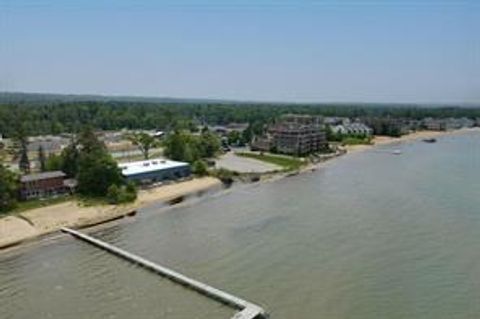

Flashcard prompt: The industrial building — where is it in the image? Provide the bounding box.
[119,159,191,184]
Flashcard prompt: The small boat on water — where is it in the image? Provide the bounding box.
[392,150,402,155]
[423,138,437,143]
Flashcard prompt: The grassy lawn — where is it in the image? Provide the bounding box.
[235,152,305,171]
[11,195,73,214]
[341,136,373,145]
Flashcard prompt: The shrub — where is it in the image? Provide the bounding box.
[106,183,137,204]
[192,160,208,176]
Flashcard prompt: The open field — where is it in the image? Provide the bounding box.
[235,152,305,171]
[215,151,282,173]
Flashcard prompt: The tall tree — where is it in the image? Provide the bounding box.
[60,138,80,177]
[37,145,46,172]
[126,132,159,160]
[0,163,18,213]
[9,123,30,174]
[76,127,123,197]
[19,146,30,174]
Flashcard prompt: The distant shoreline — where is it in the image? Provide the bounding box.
[343,127,480,154]
[283,127,480,179]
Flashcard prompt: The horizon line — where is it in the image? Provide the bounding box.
[2,91,479,107]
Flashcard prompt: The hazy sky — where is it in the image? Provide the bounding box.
[1,0,479,103]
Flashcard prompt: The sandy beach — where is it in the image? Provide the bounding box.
[0,177,222,250]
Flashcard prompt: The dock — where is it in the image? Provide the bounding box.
[61,227,268,319]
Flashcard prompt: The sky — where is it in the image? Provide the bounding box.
[1,0,479,103]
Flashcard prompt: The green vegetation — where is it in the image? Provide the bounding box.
[37,145,47,172]
[12,195,72,213]
[44,126,136,202]
[341,136,373,146]
[210,168,237,185]
[1,95,479,139]
[0,163,18,213]
[45,153,63,171]
[163,130,220,163]
[125,132,160,160]
[74,127,125,198]
[192,160,208,176]
[106,182,137,204]
[236,152,305,171]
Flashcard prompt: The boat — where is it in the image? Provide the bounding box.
[392,150,402,155]
[423,138,437,143]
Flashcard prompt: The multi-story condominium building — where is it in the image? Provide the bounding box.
[267,114,327,155]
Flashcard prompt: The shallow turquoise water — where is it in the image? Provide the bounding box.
[1,131,480,319]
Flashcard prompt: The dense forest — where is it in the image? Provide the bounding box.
[0,93,479,137]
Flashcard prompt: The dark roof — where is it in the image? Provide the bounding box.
[20,171,66,182]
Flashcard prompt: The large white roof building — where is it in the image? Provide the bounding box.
[119,158,191,183]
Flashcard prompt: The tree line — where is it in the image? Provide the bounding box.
[1,101,479,137]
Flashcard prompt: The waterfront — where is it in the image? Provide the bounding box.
[1,131,480,319]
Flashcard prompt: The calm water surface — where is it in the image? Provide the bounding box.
[1,132,480,319]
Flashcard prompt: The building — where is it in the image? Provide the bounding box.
[120,158,191,184]
[423,117,475,131]
[267,114,327,155]
[331,123,373,136]
[423,118,446,131]
[20,171,67,200]
[250,136,273,152]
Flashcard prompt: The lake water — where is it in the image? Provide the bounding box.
[1,132,480,319]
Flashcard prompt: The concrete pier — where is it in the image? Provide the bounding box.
[61,227,268,319]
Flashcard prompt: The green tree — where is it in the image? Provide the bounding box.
[19,147,30,174]
[198,131,220,158]
[46,153,63,171]
[38,145,46,172]
[106,182,137,204]
[60,139,80,177]
[0,163,18,213]
[76,127,123,197]
[192,160,208,176]
[126,132,159,160]
[163,131,197,163]
[10,124,30,174]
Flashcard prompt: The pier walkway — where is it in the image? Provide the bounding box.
[62,227,268,319]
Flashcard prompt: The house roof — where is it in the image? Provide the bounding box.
[119,158,189,177]
[20,171,66,182]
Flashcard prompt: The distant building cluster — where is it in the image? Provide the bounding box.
[252,114,327,156]
[423,117,475,131]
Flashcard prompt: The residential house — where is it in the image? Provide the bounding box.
[20,171,67,200]
[331,123,373,136]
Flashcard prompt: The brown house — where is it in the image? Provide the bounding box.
[20,171,67,200]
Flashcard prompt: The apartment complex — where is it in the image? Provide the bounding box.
[266,114,327,155]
